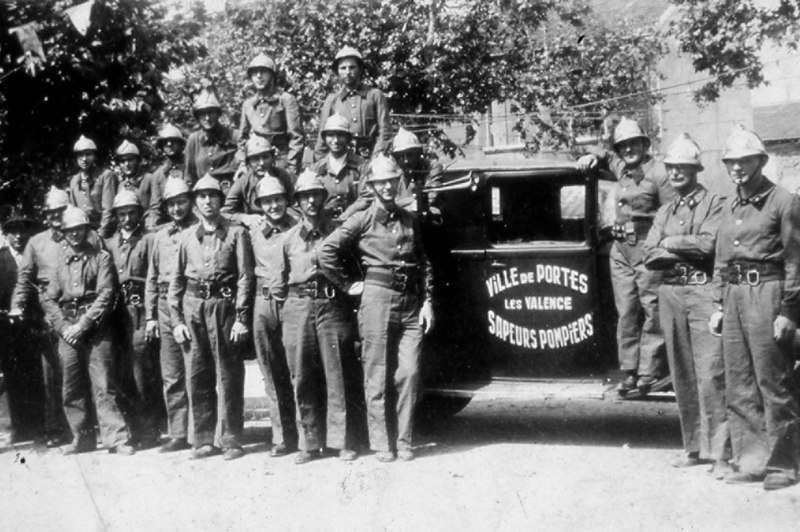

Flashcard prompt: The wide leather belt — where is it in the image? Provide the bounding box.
[611,219,652,245]
[186,279,236,300]
[287,277,338,299]
[364,266,422,293]
[60,296,97,318]
[662,263,712,286]
[121,280,145,306]
[720,261,784,285]
[256,278,273,300]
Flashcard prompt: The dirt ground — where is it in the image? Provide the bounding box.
[2,379,800,532]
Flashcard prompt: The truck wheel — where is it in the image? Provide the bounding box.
[415,395,472,423]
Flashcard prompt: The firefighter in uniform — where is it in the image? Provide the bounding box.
[145,179,197,453]
[10,188,74,447]
[42,206,134,455]
[1,214,45,443]
[105,190,162,449]
[221,135,295,230]
[320,155,435,462]
[185,92,240,194]
[147,124,188,229]
[67,135,117,238]
[578,118,675,396]
[250,177,299,457]
[168,174,254,460]
[114,140,159,232]
[238,53,305,174]
[709,127,800,490]
[314,46,392,161]
[273,170,360,464]
[313,113,368,221]
[642,134,731,478]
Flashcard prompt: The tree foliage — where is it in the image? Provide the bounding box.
[668,0,800,103]
[165,0,665,156]
[0,0,205,211]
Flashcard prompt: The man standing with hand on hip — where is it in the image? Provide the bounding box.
[320,155,434,462]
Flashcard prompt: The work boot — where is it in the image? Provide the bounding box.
[375,451,396,463]
[710,460,734,480]
[763,472,797,491]
[159,438,190,453]
[222,447,245,461]
[190,444,220,460]
[671,452,710,468]
[616,373,637,395]
[397,450,415,462]
[724,470,765,484]
[294,449,322,465]
[339,448,357,462]
[269,443,295,457]
[110,443,136,456]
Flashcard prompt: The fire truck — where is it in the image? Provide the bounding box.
[418,151,620,418]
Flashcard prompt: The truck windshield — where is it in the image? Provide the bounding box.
[487,176,586,245]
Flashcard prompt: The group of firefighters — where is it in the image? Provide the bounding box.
[578,119,800,491]
[0,46,438,465]
[0,43,798,491]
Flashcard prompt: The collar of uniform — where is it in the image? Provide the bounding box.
[118,224,145,244]
[298,216,332,241]
[78,166,102,189]
[620,155,654,183]
[64,242,93,263]
[733,178,775,208]
[165,155,185,171]
[254,90,281,105]
[119,171,144,189]
[50,228,64,243]
[373,201,401,225]
[671,185,706,214]
[195,218,229,241]
[200,125,233,146]
[167,214,196,235]
[261,214,294,239]
[338,83,369,99]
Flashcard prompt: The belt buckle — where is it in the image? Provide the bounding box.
[746,270,760,286]
[198,280,212,300]
[219,286,233,299]
[129,293,142,306]
[691,271,708,285]
[324,284,337,299]
[393,272,408,292]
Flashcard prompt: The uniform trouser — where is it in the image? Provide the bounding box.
[60,325,129,448]
[282,295,357,451]
[157,296,188,440]
[359,284,423,453]
[722,282,800,476]
[610,240,667,377]
[659,284,730,459]
[183,295,244,449]
[253,293,298,448]
[42,327,71,438]
[120,302,164,442]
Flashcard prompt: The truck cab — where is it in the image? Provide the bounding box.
[419,152,618,416]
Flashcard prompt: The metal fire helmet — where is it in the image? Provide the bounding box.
[256,177,286,200]
[293,169,328,200]
[157,124,185,145]
[192,92,222,115]
[322,114,352,136]
[247,53,277,77]
[332,45,365,70]
[44,186,70,211]
[721,125,768,161]
[163,178,191,201]
[612,117,650,149]
[115,140,140,158]
[61,205,91,230]
[663,133,704,170]
[392,128,423,153]
[193,174,224,197]
[112,190,142,211]
[367,154,403,182]
[245,136,274,159]
[73,135,97,153]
